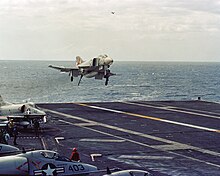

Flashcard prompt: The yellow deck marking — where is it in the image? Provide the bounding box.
[125,112,161,121]
[124,101,220,120]
[76,103,220,133]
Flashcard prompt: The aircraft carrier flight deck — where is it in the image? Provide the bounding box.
[8,100,220,176]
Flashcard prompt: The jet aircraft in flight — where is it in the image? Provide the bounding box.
[49,54,115,85]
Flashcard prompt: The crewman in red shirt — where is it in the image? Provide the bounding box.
[70,148,80,161]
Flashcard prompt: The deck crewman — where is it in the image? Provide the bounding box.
[12,125,18,145]
[70,148,80,161]
[33,119,40,137]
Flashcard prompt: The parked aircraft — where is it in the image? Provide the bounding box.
[0,95,47,128]
[49,54,115,85]
[0,149,97,175]
[0,143,20,156]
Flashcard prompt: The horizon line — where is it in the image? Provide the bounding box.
[0,59,220,63]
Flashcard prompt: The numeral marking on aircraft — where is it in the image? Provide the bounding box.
[69,164,85,172]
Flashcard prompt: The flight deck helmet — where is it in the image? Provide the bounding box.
[73,148,77,152]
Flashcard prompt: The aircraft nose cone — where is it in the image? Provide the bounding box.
[106,57,113,65]
[88,165,98,171]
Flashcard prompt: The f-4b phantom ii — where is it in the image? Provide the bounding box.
[0,95,47,128]
[49,54,115,86]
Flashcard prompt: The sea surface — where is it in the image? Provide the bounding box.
[0,60,220,104]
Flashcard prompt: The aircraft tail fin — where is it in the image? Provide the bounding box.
[0,95,6,106]
[76,56,84,67]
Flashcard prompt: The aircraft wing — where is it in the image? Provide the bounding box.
[48,65,80,77]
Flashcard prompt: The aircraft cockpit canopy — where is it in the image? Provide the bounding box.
[40,151,71,162]
[26,102,36,108]
[40,151,58,159]
[98,54,108,58]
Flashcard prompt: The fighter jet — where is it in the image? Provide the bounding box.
[0,143,20,156]
[0,149,98,175]
[0,95,47,128]
[49,54,115,85]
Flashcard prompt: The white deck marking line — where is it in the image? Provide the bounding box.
[118,155,173,160]
[55,137,64,144]
[43,108,220,159]
[79,139,125,142]
[58,118,220,168]
[90,154,102,161]
[77,103,220,133]
[123,102,220,120]
[73,123,98,127]
[40,137,47,150]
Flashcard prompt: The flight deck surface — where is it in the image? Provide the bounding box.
[9,100,220,176]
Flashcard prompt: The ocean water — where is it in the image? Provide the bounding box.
[0,60,220,103]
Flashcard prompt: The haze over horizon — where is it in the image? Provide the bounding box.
[1,0,220,62]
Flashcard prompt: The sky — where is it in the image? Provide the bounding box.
[0,0,220,62]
